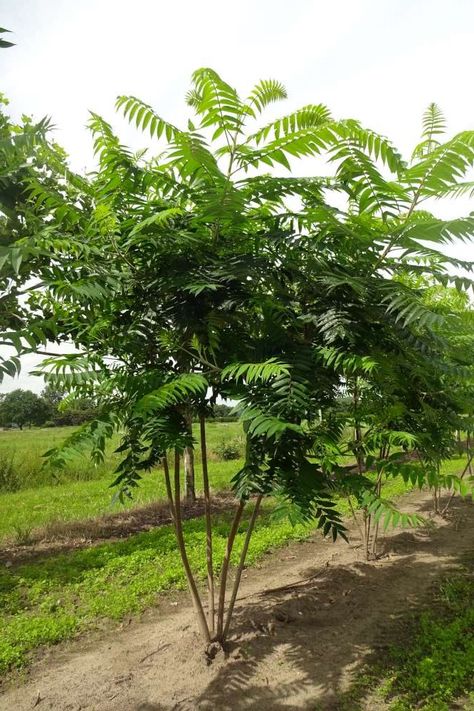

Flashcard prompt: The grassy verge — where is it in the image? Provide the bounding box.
[338,565,474,711]
[0,459,242,543]
[0,475,417,677]
[0,422,244,490]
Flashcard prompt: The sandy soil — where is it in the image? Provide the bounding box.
[1,490,473,711]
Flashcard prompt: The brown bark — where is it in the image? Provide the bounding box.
[215,499,245,642]
[223,495,263,640]
[183,410,196,502]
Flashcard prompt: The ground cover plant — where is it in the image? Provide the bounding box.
[2,68,474,651]
[335,565,474,711]
[0,473,418,676]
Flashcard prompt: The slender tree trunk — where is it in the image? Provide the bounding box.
[184,409,196,503]
[347,496,365,544]
[441,451,474,515]
[215,499,245,643]
[467,432,473,476]
[163,454,210,642]
[223,495,263,640]
[199,413,215,635]
[353,378,365,476]
[370,471,383,558]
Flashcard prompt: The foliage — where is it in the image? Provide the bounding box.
[0,389,50,429]
[213,437,243,460]
[2,70,474,639]
[0,28,14,49]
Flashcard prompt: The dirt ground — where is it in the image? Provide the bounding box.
[1,490,473,711]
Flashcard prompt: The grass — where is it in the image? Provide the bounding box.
[0,459,243,543]
[0,501,311,674]
[0,474,417,677]
[0,422,244,543]
[0,423,471,680]
[338,565,474,711]
[0,421,244,490]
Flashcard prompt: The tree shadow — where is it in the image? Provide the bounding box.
[191,498,473,711]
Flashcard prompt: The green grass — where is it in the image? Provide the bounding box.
[0,501,311,674]
[339,566,474,711]
[0,421,244,491]
[0,459,242,542]
[0,427,471,679]
[0,421,244,542]
[0,474,418,676]
[383,571,474,710]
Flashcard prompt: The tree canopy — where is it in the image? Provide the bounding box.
[1,68,474,642]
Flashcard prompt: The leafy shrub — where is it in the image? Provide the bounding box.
[213,438,243,460]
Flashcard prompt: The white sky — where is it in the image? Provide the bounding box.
[1,0,474,392]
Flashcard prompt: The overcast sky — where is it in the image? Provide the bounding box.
[1,0,473,393]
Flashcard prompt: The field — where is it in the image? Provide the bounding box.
[0,422,243,542]
[0,424,473,710]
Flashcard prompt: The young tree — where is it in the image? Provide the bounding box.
[1,75,474,642]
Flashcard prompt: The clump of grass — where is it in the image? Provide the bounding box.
[12,524,34,546]
[0,453,21,492]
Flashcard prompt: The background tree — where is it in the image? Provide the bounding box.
[0,389,50,429]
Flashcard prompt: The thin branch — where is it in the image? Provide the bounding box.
[223,494,263,640]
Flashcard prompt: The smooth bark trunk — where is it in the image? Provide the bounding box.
[223,495,263,639]
[215,499,245,642]
[199,413,215,635]
[184,410,196,502]
[163,454,210,641]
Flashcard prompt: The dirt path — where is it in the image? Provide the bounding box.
[1,490,473,711]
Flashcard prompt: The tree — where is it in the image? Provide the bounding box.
[1,74,474,645]
[0,389,50,429]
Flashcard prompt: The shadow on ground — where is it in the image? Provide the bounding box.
[185,498,474,711]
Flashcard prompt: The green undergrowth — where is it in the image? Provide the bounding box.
[337,565,474,710]
[0,501,309,674]
[0,475,416,676]
[384,569,474,710]
[0,452,470,677]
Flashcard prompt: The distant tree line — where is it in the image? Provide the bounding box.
[0,387,232,429]
[0,386,99,429]
[207,403,237,421]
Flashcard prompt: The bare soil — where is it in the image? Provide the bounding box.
[1,490,473,711]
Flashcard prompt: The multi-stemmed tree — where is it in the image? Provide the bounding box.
[1,73,474,642]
